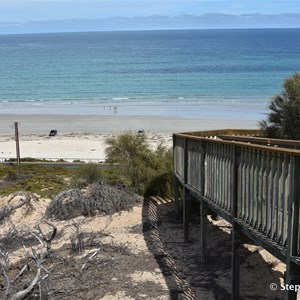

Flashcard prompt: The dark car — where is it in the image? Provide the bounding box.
[49,129,58,136]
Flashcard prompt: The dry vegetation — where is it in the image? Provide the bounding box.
[0,190,289,299]
[0,185,150,300]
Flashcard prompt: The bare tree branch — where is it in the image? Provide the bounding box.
[80,247,101,272]
[9,221,57,300]
[0,248,10,297]
[10,265,41,300]
[0,192,36,223]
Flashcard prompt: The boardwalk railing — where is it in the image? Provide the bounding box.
[173,129,300,300]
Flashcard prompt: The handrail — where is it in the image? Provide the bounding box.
[219,135,300,149]
[174,132,300,156]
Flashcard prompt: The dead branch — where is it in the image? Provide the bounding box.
[37,220,57,252]
[11,265,28,284]
[10,234,47,300]
[0,192,36,223]
[0,247,10,297]
[80,247,101,272]
[9,221,57,300]
[70,220,85,253]
[10,262,41,300]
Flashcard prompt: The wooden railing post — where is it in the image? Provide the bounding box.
[231,146,241,300]
[183,137,190,243]
[285,156,300,300]
[200,140,207,263]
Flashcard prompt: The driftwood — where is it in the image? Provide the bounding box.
[0,221,57,300]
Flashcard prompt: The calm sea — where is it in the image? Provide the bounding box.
[0,29,299,117]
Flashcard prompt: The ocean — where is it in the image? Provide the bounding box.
[0,28,300,119]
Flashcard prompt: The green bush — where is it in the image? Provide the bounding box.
[105,131,173,197]
[144,171,173,198]
[71,163,104,188]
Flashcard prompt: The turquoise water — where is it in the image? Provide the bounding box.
[0,29,299,117]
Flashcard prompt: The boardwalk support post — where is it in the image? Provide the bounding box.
[200,140,207,263]
[200,201,207,263]
[183,188,191,243]
[231,146,241,300]
[285,156,300,300]
[183,137,190,243]
[173,176,180,218]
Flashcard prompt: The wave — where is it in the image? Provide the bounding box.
[0,95,269,109]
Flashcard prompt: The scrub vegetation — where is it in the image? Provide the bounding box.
[0,131,173,199]
[260,72,300,139]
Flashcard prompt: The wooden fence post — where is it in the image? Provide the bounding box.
[14,122,20,166]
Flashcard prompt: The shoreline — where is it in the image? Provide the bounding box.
[0,112,261,161]
[0,113,260,136]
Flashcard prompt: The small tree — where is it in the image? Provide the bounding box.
[105,131,153,189]
[260,73,300,139]
[105,131,173,196]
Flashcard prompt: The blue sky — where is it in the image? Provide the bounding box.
[0,0,300,33]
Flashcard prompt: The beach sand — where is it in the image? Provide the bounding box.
[0,114,259,161]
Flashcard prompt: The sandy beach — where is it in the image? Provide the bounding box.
[0,113,259,161]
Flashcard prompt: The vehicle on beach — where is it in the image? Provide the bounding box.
[49,129,58,136]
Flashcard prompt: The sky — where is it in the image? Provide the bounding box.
[0,0,300,33]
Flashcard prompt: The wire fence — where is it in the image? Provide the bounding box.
[0,157,106,163]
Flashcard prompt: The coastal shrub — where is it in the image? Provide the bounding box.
[0,164,70,197]
[260,73,300,139]
[105,131,173,197]
[71,163,104,188]
[146,145,173,197]
[144,171,173,198]
[46,182,141,220]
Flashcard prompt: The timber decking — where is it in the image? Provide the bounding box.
[173,129,300,300]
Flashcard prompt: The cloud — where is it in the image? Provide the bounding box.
[1,13,299,34]
[1,0,300,23]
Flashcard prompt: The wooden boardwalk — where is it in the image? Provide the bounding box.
[173,129,300,300]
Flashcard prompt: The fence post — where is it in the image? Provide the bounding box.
[231,146,241,300]
[14,122,21,166]
[285,156,300,300]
